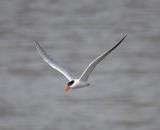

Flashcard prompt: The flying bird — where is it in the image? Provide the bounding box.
[35,35,126,91]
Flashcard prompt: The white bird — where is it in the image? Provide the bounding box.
[35,35,126,91]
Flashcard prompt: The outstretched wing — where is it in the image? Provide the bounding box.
[35,41,75,81]
[79,35,127,81]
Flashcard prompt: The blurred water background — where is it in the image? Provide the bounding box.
[0,0,160,130]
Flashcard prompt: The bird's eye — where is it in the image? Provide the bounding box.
[68,80,74,86]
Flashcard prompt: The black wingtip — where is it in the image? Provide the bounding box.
[121,34,127,42]
[116,34,127,46]
[124,34,127,39]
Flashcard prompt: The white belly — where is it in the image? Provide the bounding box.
[71,79,90,89]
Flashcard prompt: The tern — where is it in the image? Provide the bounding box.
[35,35,126,91]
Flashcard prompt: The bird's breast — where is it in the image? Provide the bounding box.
[72,80,90,89]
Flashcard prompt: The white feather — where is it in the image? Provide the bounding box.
[35,41,75,81]
[79,35,126,81]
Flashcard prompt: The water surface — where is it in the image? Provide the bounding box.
[0,0,160,130]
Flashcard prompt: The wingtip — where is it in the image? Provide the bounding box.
[122,34,127,40]
[35,40,39,46]
[35,40,42,50]
[118,34,127,45]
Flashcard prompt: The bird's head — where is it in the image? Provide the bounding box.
[65,80,75,92]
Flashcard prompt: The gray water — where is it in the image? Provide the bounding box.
[0,0,160,130]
